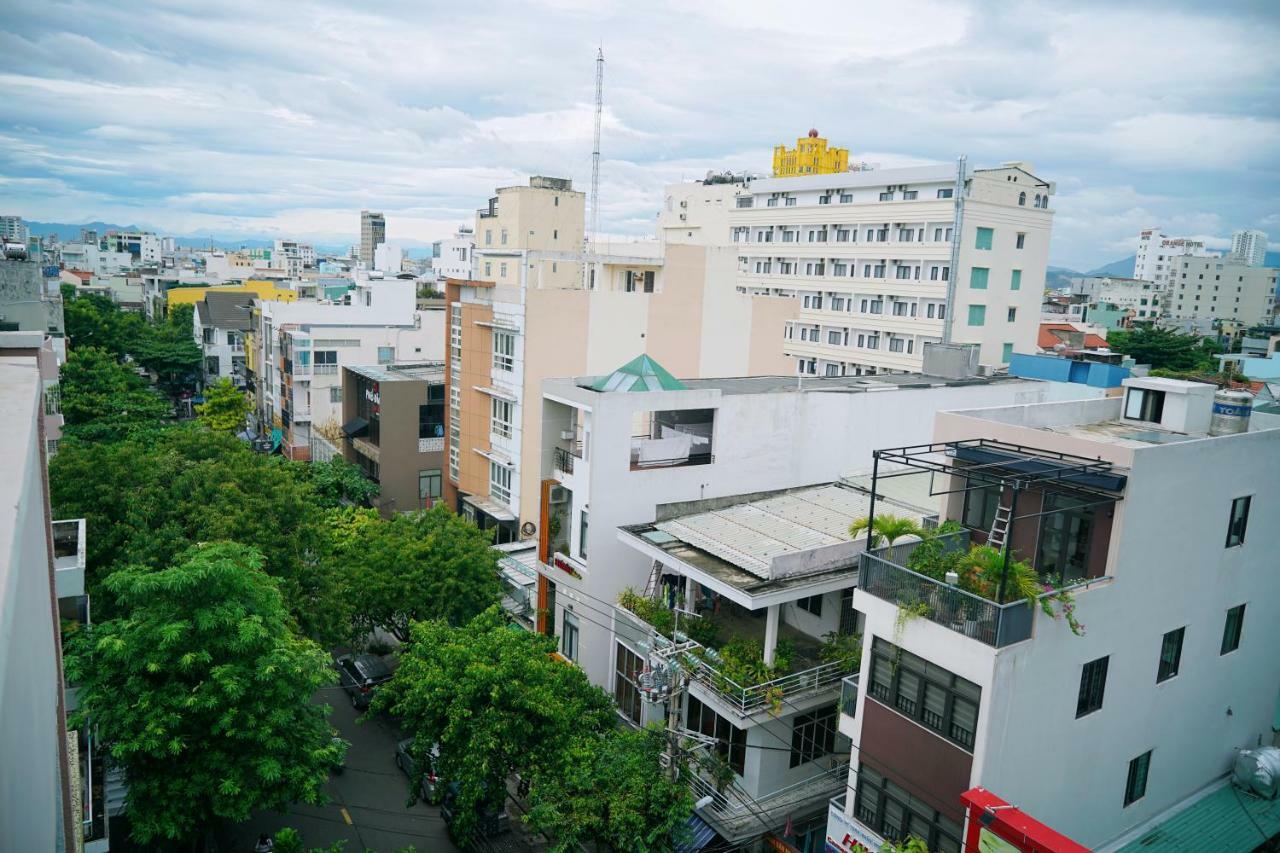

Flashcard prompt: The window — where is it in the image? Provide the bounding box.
[827,330,842,345]
[855,766,963,853]
[975,227,993,250]
[1124,751,1151,807]
[1011,269,1022,290]
[1001,342,1014,362]
[579,510,589,559]
[490,461,512,504]
[484,229,492,246]
[493,330,515,371]
[500,228,508,245]
[687,696,746,775]
[1157,628,1184,683]
[418,469,443,509]
[785,197,797,206]
[1124,387,1165,423]
[314,350,337,366]
[491,397,513,438]
[1016,232,1025,249]
[561,612,579,661]
[962,484,1001,532]
[790,704,837,768]
[840,193,854,203]
[553,229,558,240]
[377,346,394,365]
[499,262,508,277]
[1018,191,1026,206]
[937,188,953,199]
[896,265,912,280]
[329,386,342,403]
[879,191,894,201]
[1221,604,1245,655]
[615,643,643,723]
[1076,656,1109,717]
[1007,307,1017,322]
[967,305,986,326]
[970,267,989,289]
[484,261,492,277]
[797,595,823,617]
[868,639,980,750]
[889,338,906,353]
[1225,496,1250,547]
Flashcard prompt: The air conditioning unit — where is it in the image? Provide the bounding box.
[559,430,575,441]
[549,485,569,504]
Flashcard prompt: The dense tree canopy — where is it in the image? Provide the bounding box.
[305,455,381,508]
[66,543,342,846]
[330,503,501,642]
[196,377,252,433]
[59,345,171,441]
[1107,326,1224,372]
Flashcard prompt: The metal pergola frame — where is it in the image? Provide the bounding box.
[866,439,1127,601]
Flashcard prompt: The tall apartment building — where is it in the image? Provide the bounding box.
[828,378,1279,852]
[1168,256,1277,327]
[443,176,794,542]
[1069,276,1164,321]
[360,210,386,269]
[528,360,1104,848]
[1133,229,1215,290]
[1,214,29,244]
[1229,229,1267,267]
[773,128,850,177]
[273,240,317,277]
[102,231,161,264]
[730,160,1054,373]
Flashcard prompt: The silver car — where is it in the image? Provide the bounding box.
[395,738,443,804]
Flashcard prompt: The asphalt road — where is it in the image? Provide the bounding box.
[224,688,460,853]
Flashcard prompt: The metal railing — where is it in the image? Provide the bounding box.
[553,445,576,475]
[687,754,848,832]
[840,674,859,719]
[313,363,338,375]
[683,649,849,717]
[858,546,1033,648]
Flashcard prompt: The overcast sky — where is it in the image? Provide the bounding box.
[1,0,1277,269]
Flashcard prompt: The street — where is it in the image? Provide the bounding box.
[224,686,460,853]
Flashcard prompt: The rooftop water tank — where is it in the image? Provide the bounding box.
[1209,389,1253,436]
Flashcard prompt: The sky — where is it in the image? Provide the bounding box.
[1,0,1277,270]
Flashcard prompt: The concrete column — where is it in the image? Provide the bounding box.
[763,604,780,667]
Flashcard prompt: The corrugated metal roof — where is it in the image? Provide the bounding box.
[654,485,882,579]
[1116,782,1280,852]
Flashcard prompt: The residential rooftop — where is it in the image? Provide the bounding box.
[571,371,1024,398]
[344,362,446,383]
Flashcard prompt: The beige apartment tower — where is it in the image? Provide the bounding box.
[360,210,385,269]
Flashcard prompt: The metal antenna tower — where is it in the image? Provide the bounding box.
[589,47,604,252]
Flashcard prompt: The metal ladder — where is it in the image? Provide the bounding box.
[988,504,1012,551]
[642,560,664,600]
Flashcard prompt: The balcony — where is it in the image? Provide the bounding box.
[617,600,853,717]
[827,792,886,853]
[840,674,858,719]
[553,445,579,475]
[630,411,714,470]
[313,363,339,376]
[53,518,86,600]
[689,754,849,844]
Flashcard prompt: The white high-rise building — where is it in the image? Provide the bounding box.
[0,215,29,244]
[1133,229,1215,291]
[726,160,1056,373]
[273,240,317,276]
[1229,229,1267,267]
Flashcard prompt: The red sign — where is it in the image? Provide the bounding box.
[551,553,582,579]
[960,788,1089,853]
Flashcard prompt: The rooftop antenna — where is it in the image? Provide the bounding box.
[589,46,604,252]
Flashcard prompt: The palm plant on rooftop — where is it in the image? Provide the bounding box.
[849,513,925,549]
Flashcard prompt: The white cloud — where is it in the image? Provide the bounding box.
[0,0,1276,269]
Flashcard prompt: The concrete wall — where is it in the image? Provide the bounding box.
[0,362,69,852]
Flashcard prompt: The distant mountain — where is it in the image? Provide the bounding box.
[25,220,146,239]
[1087,255,1136,277]
[1045,266,1082,291]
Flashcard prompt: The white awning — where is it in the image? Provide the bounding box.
[473,385,518,402]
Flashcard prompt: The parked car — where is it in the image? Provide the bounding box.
[394,738,443,803]
[441,781,511,841]
[334,653,392,709]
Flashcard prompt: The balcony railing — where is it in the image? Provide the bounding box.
[553,445,578,475]
[840,674,859,719]
[858,539,1034,648]
[688,751,848,840]
[685,652,850,716]
[313,363,338,375]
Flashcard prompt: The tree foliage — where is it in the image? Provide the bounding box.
[134,303,203,398]
[849,513,925,549]
[375,608,618,841]
[304,456,380,508]
[331,503,501,642]
[59,345,171,440]
[1107,326,1224,372]
[196,377,252,433]
[65,543,342,846]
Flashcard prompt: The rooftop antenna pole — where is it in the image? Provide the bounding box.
[941,154,966,344]
[590,47,604,253]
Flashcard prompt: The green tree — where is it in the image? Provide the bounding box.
[196,378,251,433]
[305,456,380,508]
[60,345,171,440]
[334,503,501,642]
[375,608,616,840]
[525,727,694,852]
[1107,326,1222,372]
[63,290,145,358]
[66,543,343,848]
[135,303,202,399]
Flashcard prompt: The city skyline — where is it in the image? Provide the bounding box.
[1,0,1277,270]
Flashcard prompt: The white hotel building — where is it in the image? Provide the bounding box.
[724,162,1055,375]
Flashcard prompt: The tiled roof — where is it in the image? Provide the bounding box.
[1038,323,1110,350]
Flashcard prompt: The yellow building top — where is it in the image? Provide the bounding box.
[772,129,849,177]
[166,280,298,307]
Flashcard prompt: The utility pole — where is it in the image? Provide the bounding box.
[941,154,966,345]
[589,47,604,252]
